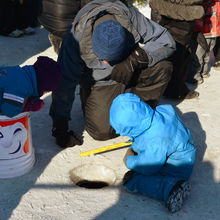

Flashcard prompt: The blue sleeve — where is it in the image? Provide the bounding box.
[129,7,176,66]
[126,141,167,175]
[0,91,24,117]
[1,101,23,118]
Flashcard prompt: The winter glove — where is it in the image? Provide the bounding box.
[52,120,83,148]
[123,148,137,166]
[111,46,149,85]
[23,98,44,112]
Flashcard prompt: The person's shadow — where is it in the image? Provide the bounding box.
[92,105,220,219]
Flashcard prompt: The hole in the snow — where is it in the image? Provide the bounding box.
[76,180,109,189]
[70,163,116,189]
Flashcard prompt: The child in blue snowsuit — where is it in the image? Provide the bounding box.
[0,56,62,118]
[110,93,196,213]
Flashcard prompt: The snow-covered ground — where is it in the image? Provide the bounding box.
[1,5,220,220]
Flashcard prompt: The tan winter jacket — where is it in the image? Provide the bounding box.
[149,0,204,21]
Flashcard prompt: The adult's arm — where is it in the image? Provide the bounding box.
[50,31,84,121]
[126,141,167,176]
[129,7,176,67]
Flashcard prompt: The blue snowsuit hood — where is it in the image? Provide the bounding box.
[110,93,154,139]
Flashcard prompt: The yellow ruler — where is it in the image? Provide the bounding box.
[80,141,132,157]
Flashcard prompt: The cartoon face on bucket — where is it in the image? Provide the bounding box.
[0,115,29,159]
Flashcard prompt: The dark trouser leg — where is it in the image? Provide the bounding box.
[164,43,191,99]
[16,1,28,30]
[213,37,220,62]
[187,38,203,83]
[131,60,172,108]
[124,162,194,202]
[50,32,82,122]
[0,0,17,35]
[124,172,182,201]
[80,83,126,141]
[201,38,216,74]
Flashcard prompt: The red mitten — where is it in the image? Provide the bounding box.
[23,98,44,112]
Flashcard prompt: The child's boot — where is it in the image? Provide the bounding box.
[166,181,190,213]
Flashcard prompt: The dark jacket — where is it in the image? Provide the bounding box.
[38,0,90,38]
[150,0,205,47]
[66,0,176,81]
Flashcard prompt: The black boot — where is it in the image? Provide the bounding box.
[52,120,83,148]
[166,180,191,213]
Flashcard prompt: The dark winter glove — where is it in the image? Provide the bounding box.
[111,46,149,85]
[130,46,149,69]
[52,120,83,148]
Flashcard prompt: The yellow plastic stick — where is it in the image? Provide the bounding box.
[80,141,132,157]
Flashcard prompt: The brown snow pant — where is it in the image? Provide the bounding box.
[80,60,172,141]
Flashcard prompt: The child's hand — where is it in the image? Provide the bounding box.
[23,98,44,112]
[123,148,137,167]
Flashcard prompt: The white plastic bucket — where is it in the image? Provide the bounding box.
[0,112,35,178]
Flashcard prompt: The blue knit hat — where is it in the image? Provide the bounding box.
[92,20,134,62]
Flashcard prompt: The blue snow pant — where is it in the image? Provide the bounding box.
[124,149,196,202]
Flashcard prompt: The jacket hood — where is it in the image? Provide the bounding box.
[110,93,154,138]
